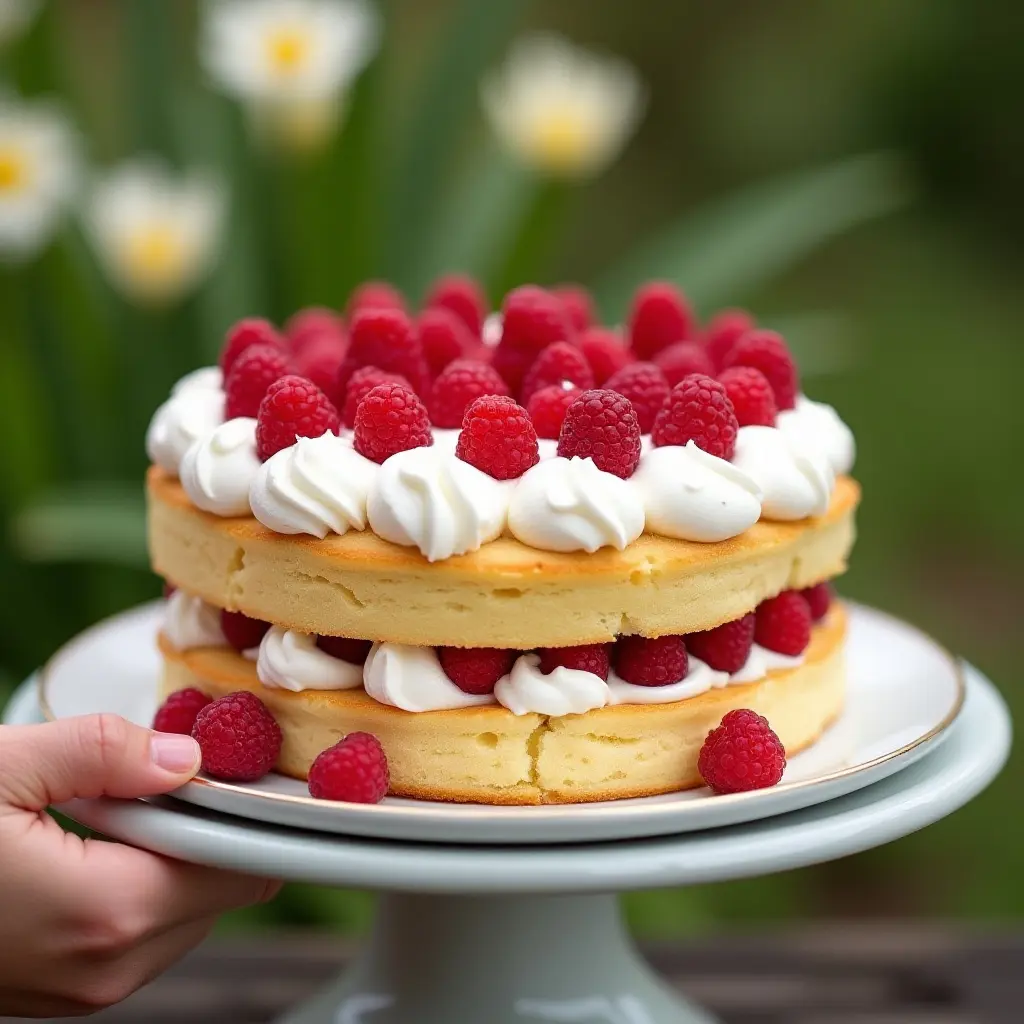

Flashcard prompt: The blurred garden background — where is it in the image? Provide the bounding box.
[1,0,1021,935]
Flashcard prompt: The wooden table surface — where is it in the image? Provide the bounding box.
[6,925,1020,1023]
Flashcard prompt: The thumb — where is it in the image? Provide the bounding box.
[0,714,201,811]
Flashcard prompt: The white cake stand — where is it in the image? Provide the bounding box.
[4,657,1010,1024]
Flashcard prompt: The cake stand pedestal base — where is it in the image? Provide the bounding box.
[280,893,710,1024]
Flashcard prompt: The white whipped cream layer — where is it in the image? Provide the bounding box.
[363,643,494,711]
[366,446,510,562]
[180,417,260,516]
[777,394,856,476]
[146,385,225,476]
[172,365,223,396]
[256,627,363,692]
[163,590,225,650]
[494,653,610,716]
[507,456,644,553]
[249,431,379,538]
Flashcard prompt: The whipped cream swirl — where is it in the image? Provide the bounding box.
[179,417,260,516]
[366,447,510,561]
[363,643,494,711]
[494,653,610,716]
[777,394,856,476]
[163,590,225,650]
[256,627,364,691]
[507,456,644,553]
[249,432,379,538]
[606,657,728,705]
[631,441,763,542]
[146,386,224,476]
[731,425,834,521]
[172,365,223,396]
[729,643,804,683]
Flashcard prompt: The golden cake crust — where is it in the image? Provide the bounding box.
[148,467,859,647]
[159,605,847,805]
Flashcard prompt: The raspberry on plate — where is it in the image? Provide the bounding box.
[491,286,575,395]
[579,326,631,385]
[220,318,285,374]
[342,366,413,428]
[439,646,516,694]
[527,383,582,440]
[317,635,373,665]
[755,591,812,656]
[520,341,594,404]
[418,306,474,378]
[286,307,345,357]
[353,383,433,464]
[556,388,642,479]
[338,307,429,398]
[654,341,713,387]
[539,644,610,681]
[717,365,777,427]
[554,284,595,332]
[800,582,833,622]
[344,280,406,319]
[651,373,739,460]
[698,708,786,794]
[308,732,390,803]
[220,610,271,653]
[686,613,755,673]
[256,374,340,461]
[615,634,688,686]
[604,361,670,434]
[628,281,694,359]
[456,395,539,480]
[430,359,509,429]
[192,690,282,782]
[703,308,754,371]
[426,274,487,337]
[224,343,292,420]
[153,687,211,735]
[721,329,799,411]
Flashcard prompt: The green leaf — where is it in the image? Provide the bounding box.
[11,486,147,568]
[595,152,914,319]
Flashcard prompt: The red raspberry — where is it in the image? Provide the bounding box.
[219,318,285,374]
[492,286,575,395]
[698,709,786,794]
[615,634,688,686]
[456,395,539,480]
[717,365,777,427]
[338,308,429,398]
[686,613,755,674]
[295,336,346,399]
[153,687,211,735]
[353,383,432,464]
[651,374,739,460]
[527,384,582,440]
[192,691,282,782]
[286,307,345,357]
[418,306,473,378]
[430,359,509,429]
[438,646,516,695]
[703,308,754,371]
[256,375,340,461]
[342,366,413,428]
[308,732,389,803]
[721,329,799,411]
[579,327,631,385]
[557,388,642,479]
[604,362,670,434]
[220,610,271,652]
[224,343,292,420]
[800,582,833,622]
[628,281,694,359]
[344,280,406,319]
[426,275,487,337]
[554,284,595,332]
[520,341,594,404]
[654,341,713,387]
[538,644,610,681]
[317,635,373,664]
[755,591,812,656]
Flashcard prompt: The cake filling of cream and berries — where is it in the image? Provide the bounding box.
[147,277,858,804]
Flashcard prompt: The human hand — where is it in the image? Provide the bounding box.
[0,714,280,1016]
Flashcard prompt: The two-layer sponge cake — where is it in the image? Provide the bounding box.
[147,279,859,804]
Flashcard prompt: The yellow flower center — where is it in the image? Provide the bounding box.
[0,146,28,193]
[528,106,597,175]
[123,222,187,295]
[265,27,311,76]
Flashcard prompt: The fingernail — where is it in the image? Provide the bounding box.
[151,734,201,773]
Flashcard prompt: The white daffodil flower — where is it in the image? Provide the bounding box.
[0,0,40,48]
[86,161,226,306]
[482,33,646,181]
